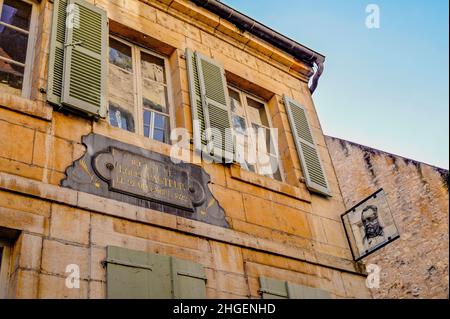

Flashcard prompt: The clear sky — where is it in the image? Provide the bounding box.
[223,0,449,169]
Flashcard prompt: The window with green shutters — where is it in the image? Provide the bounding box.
[47,0,108,118]
[105,246,207,299]
[259,276,331,299]
[186,49,234,163]
[284,95,331,196]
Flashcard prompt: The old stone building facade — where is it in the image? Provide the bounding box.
[0,0,371,298]
[326,136,449,299]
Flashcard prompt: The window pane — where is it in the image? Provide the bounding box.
[109,103,134,132]
[0,26,29,64]
[141,52,165,83]
[109,38,132,72]
[143,109,151,137]
[109,38,134,122]
[232,115,246,135]
[228,88,242,113]
[142,79,168,113]
[0,58,23,94]
[247,97,269,127]
[0,0,32,31]
[153,113,169,143]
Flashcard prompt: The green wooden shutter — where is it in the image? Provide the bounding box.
[284,95,330,196]
[51,0,107,117]
[259,276,331,299]
[186,49,206,151]
[259,277,289,299]
[287,282,331,299]
[105,246,172,299]
[171,257,207,299]
[186,49,233,162]
[47,0,67,105]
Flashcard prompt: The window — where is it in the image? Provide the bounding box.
[228,86,283,181]
[108,36,172,144]
[0,0,36,97]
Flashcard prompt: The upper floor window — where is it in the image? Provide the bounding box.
[228,86,283,181]
[108,36,172,144]
[0,0,35,97]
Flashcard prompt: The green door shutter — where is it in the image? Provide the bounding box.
[61,0,108,117]
[284,95,330,196]
[287,282,331,299]
[47,0,67,105]
[259,277,289,299]
[171,257,207,299]
[186,49,233,163]
[106,246,172,299]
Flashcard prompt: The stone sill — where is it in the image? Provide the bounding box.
[228,163,311,203]
[0,94,52,121]
[0,171,363,276]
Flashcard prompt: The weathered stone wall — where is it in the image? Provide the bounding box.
[326,136,449,299]
[0,0,370,298]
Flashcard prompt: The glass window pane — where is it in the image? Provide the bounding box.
[141,52,165,83]
[0,26,29,64]
[142,79,168,113]
[109,38,132,72]
[0,58,23,94]
[153,112,166,129]
[232,115,247,135]
[247,97,269,127]
[0,0,32,31]
[108,39,134,118]
[109,103,134,132]
[153,129,164,143]
[228,88,242,114]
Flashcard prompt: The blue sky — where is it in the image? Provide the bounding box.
[223,0,449,169]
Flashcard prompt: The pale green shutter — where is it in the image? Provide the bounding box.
[106,246,172,299]
[186,49,233,162]
[171,257,207,299]
[259,277,289,299]
[47,0,67,105]
[287,282,331,299]
[186,49,206,151]
[284,95,330,196]
[259,276,331,299]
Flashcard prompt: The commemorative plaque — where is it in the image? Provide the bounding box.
[341,189,400,261]
[62,133,228,228]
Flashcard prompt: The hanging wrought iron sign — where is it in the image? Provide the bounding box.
[341,189,400,261]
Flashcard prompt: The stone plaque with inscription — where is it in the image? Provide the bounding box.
[62,133,228,228]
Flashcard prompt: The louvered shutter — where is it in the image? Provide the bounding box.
[186,49,206,151]
[259,277,289,299]
[287,282,331,299]
[171,257,207,299]
[284,95,330,196]
[186,49,233,163]
[105,246,172,299]
[61,0,108,117]
[47,0,67,105]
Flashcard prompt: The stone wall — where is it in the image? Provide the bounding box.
[0,0,370,298]
[326,136,449,299]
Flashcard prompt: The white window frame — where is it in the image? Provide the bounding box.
[0,239,12,299]
[108,35,175,144]
[0,0,38,99]
[228,86,284,182]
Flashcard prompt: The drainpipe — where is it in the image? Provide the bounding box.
[190,0,325,94]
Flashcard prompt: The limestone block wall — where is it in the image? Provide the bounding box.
[326,136,449,299]
[0,0,370,298]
